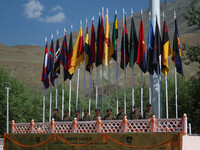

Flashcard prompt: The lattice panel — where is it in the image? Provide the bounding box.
[76,121,97,133]
[100,120,124,133]
[32,122,52,133]
[155,119,183,132]
[54,122,73,133]
[0,138,3,145]
[13,123,31,133]
[126,119,152,133]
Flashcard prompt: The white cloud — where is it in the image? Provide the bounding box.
[23,0,65,23]
[40,12,66,23]
[50,5,63,12]
[23,0,43,19]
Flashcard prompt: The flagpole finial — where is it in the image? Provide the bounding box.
[115,10,117,15]
[80,20,82,26]
[45,37,47,43]
[64,28,67,34]
[99,12,100,17]
[141,9,143,15]
[163,12,165,21]
[149,11,151,21]
[86,18,88,26]
[174,11,176,19]
[92,16,94,21]
[106,8,108,15]
[57,30,59,36]
[131,8,134,16]
[51,34,53,40]
[71,24,73,32]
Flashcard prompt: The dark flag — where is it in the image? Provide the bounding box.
[129,14,138,68]
[161,18,171,76]
[96,13,104,67]
[90,19,96,64]
[59,32,68,81]
[54,35,60,78]
[48,38,54,86]
[147,19,154,75]
[172,18,184,76]
[137,16,146,73]
[111,12,118,61]
[152,17,161,74]
[120,18,129,69]
[67,31,74,80]
[41,40,49,89]
[85,26,93,72]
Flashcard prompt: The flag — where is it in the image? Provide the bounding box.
[161,18,171,76]
[68,25,84,75]
[59,32,68,81]
[152,17,161,74]
[85,26,93,72]
[67,31,74,80]
[137,16,146,73]
[54,35,60,79]
[96,14,104,67]
[147,19,154,75]
[48,38,54,86]
[41,40,49,89]
[104,14,113,66]
[172,18,184,76]
[120,18,129,69]
[111,13,118,61]
[90,19,96,64]
[129,15,138,68]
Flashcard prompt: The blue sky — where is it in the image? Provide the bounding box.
[0,0,169,47]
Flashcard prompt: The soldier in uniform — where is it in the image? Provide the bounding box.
[53,108,60,121]
[116,106,125,120]
[144,104,155,119]
[63,110,72,121]
[93,109,101,120]
[130,105,142,119]
[73,110,82,121]
[83,109,91,121]
[104,109,115,120]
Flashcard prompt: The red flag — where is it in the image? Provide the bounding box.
[90,19,96,63]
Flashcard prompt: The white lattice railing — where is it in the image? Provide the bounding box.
[11,114,188,135]
[0,138,3,145]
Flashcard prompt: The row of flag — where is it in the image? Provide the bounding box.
[41,10,183,89]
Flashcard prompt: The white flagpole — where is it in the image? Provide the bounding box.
[55,30,59,108]
[82,18,87,117]
[131,9,135,111]
[49,34,53,122]
[106,8,111,109]
[76,21,82,111]
[69,25,73,116]
[174,11,178,119]
[62,28,66,120]
[96,67,98,109]
[89,17,94,116]
[115,10,119,114]
[43,87,45,122]
[140,10,144,118]
[123,8,127,114]
[102,7,105,117]
[149,11,152,105]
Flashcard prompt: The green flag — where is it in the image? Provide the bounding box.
[111,13,118,61]
[129,15,138,68]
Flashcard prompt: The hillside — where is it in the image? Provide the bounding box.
[0,0,199,94]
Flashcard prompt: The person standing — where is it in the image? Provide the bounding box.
[53,108,60,121]
[144,104,155,119]
[130,105,142,119]
[83,109,91,121]
[116,106,125,120]
[104,109,115,120]
[73,110,82,121]
[93,109,101,120]
[63,110,72,121]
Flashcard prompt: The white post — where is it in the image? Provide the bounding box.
[76,68,80,110]
[102,7,105,117]
[184,114,187,135]
[43,87,45,123]
[174,11,178,119]
[151,0,161,119]
[189,123,191,135]
[89,67,92,115]
[62,29,66,121]
[55,78,58,108]
[123,8,127,114]
[96,67,98,109]
[69,80,71,116]
[165,76,169,118]
[141,71,143,118]
[49,84,52,122]
[115,10,119,114]
[149,11,152,105]
[5,83,10,134]
[131,9,135,111]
